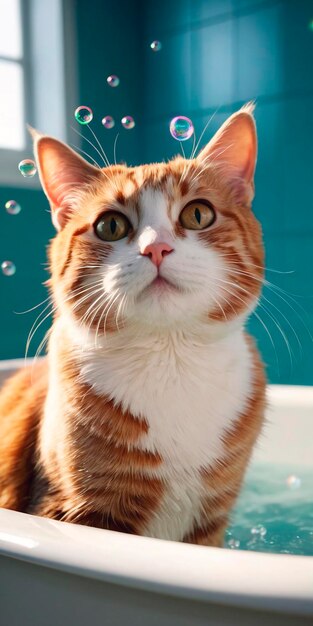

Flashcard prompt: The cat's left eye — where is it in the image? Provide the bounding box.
[179,200,216,230]
[94,211,131,242]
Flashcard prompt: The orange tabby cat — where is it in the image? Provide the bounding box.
[0,104,266,546]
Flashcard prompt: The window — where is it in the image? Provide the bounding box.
[0,0,77,186]
[0,0,25,151]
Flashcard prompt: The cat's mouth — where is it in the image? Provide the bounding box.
[140,274,181,298]
[151,276,176,290]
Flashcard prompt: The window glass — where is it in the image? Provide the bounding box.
[0,60,24,149]
[0,0,22,59]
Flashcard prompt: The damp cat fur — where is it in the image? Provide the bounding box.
[0,104,266,546]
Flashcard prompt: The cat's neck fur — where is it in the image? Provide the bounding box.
[42,312,253,479]
[59,308,248,356]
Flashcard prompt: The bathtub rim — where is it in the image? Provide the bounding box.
[0,507,313,618]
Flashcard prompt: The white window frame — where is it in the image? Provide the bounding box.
[0,0,77,188]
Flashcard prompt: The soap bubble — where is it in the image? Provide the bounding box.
[227,538,240,549]
[107,75,120,88]
[286,475,301,489]
[150,40,162,52]
[251,525,267,537]
[102,115,115,129]
[1,261,16,276]
[170,116,194,141]
[121,115,135,130]
[18,159,37,178]
[74,106,93,124]
[5,200,21,215]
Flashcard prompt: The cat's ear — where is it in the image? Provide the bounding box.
[196,102,257,202]
[30,128,101,230]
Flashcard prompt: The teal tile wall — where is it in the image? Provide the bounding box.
[75,0,143,168]
[0,186,54,359]
[0,0,312,385]
[140,0,313,385]
[191,20,235,109]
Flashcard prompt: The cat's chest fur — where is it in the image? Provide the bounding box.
[75,324,253,540]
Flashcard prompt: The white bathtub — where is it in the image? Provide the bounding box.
[0,359,312,626]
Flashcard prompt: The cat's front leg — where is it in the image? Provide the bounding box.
[182,517,229,547]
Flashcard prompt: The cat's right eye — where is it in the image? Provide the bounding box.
[94,211,131,242]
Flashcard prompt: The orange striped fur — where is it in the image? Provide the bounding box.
[0,104,266,546]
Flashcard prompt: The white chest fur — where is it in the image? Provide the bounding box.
[74,323,253,541]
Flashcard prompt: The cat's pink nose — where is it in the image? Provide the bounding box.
[141,242,174,267]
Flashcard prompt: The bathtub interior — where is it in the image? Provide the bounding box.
[251,384,313,467]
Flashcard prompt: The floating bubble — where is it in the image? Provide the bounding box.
[1,261,16,276]
[227,538,240,549]
[251,525,267,537]
[121,115,135,130]
[18,159,37,178]
[170,116,194,141]
[74,106,93,125]
[150,40,162,52]
[102,115,115,129]
[308,20,313,31]
[5,200,21,215]
[286,475,301,489]
[107,75,120,88]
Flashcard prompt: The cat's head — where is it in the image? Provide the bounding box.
[32,103,264,339]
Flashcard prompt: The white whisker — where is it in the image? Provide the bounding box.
[191,107,220,160]
[88,125,111,168]
[220,263,313,349]
[215,282,280,376]
[14,296,51,315]
[71,143,101,168]
[215,276,294,373]
[70,126,119,192]
[114,133,119,166]
[103,291,121,335]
